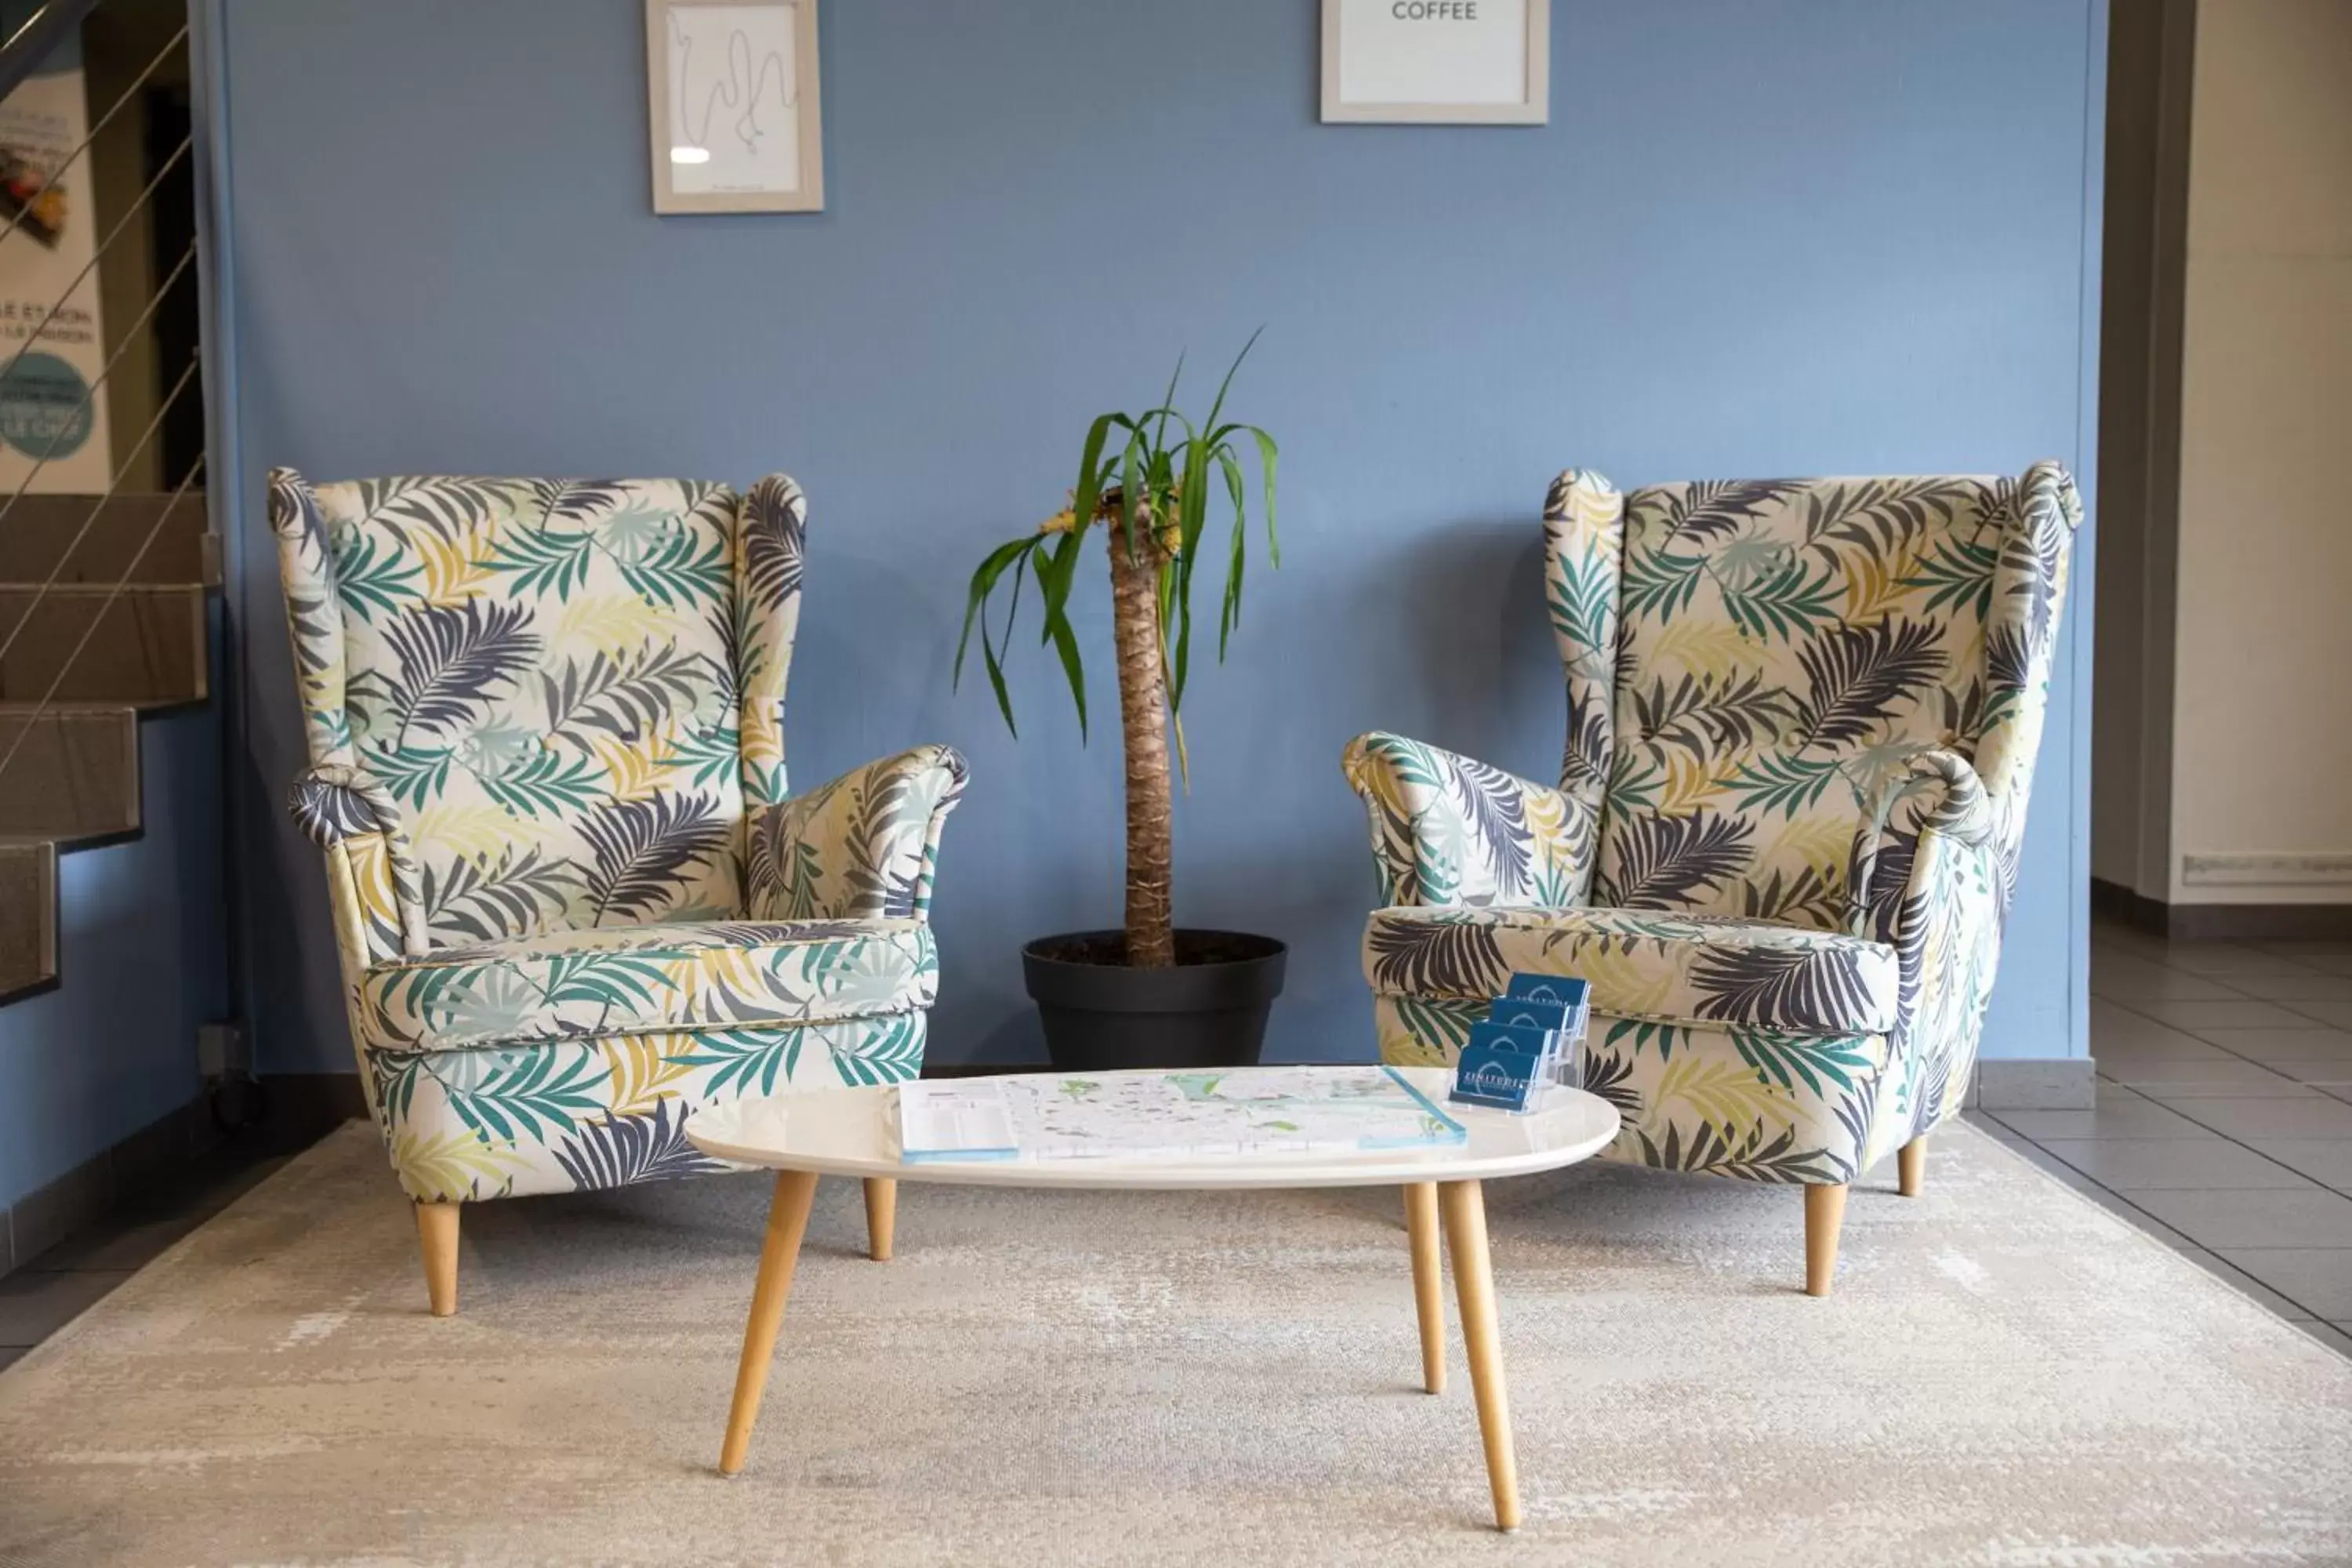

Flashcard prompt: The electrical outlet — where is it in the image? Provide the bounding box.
[198,1022,249,1079]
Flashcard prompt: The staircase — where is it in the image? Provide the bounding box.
[0,492,216,1000]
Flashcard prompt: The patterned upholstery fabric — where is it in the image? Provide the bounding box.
[271,469,966,1203]
[1363,906,1898,1036]
[356,919,938,1054]
[1348,465,2079,1185]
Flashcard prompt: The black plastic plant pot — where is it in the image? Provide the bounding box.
[1021,929,1289,1072]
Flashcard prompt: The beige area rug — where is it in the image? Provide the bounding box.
[2,1120,2348,1567]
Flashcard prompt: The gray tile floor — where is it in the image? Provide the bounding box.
[1967,915,2352,1358]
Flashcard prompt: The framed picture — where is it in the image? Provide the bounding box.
[646,0,824,213]
[1320,0,1550,125]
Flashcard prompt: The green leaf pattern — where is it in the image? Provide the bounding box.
[1363,906,1897,1035]
[270,469,966,1204]
[1351,464,2080,1185]
[358,918,937,1053]
[374,1014,930,1202]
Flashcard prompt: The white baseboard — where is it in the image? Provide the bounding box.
[2180,851,2352,891]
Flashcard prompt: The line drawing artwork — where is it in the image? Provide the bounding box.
[666,4,800,194]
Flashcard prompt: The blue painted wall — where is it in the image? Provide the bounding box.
[216,0,2101,1076]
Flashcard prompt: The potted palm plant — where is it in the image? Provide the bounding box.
[956,339,1285,1069]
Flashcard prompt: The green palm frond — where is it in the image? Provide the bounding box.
[1726,751,1848,817]
[1621,545,1709,623]
[1904,535,1998,619]
[1548,552,1617,646]
[1728,1029,1878,1102]
[953,334,1278,742]
[670,723,742,789]
[487,523,599,600]
[368,742,456,808]
[664,1029,807,1099]
[619,524,731,609]
[332,529,424,619]
[829,1015,924,1087]
[1717,555,1840,642]
[479,746,605,817]
[436,1048,610,1144]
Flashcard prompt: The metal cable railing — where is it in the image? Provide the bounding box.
[0,0,99,103]
[0,236,194,529]
[0,455,201,783]
[0,344,200,677]
[0,19,184,253]
[0,10,206,796]
[0,136,191,404]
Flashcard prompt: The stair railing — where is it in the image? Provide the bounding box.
[0,1,100,105]
[0,10,206,789]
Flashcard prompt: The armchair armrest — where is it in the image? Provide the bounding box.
[1844,747,2007,1129]
[1846,747,1996,942]
[287,764,428,959]
[1341,731,1584,908]
[748,744,969,922]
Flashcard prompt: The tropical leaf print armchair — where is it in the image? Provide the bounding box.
[1345,464,2079,1295]
[270,470,966,1315]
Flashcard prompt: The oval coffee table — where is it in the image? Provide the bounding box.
[690,1066,1621,1531]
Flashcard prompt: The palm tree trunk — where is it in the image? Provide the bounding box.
[1107,528,1176,968]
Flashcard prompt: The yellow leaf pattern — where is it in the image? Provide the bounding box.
[269,470,965,1205]
[1353,465,2082,1188]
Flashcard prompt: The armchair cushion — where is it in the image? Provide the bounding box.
[357,916,936,1055]
[1363,905,1898,1037]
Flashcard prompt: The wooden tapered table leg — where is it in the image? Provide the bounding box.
[1403,1181,1445,1395]
[863,1177,898,1261]
[1438,1179,1519,1531]
[718,1169,822,1476]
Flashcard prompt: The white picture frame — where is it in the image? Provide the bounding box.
[646,0,825,213]
[1320,0,1550,125]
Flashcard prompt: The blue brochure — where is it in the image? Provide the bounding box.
[1504,973,1592,1012]
[1450,1021,1552,1111]
[1489,996,1572,1036]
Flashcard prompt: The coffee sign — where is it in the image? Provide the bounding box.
[1321,0,1549,124]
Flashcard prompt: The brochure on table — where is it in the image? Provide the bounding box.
[896,1066,1466,1163]
[1450,973,1592,1112]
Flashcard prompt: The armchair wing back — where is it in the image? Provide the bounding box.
[1551,464,2078,935]
[1347,463,2080,1294]
[275,474,794,956]
[269,469,965,1312]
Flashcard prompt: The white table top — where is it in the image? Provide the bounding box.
[688,1067,1622,1190]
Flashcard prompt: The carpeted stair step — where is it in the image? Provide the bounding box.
[0,705,140,838]
[0,496,218,1005]
[0,837,56,1000]
[0,584,209,705]
[0,492,215,586]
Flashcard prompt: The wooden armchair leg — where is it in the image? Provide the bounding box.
[1803,1184,1848,1298]
[1898,1138,1926,1197]
[862,1178,897,1261]
[416,1202,460,1317]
